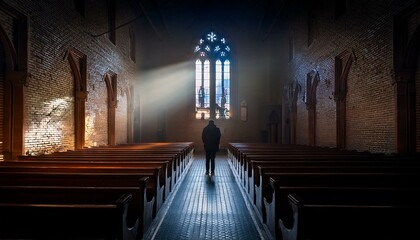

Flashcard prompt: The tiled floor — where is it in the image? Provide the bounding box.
[143,152,269,240]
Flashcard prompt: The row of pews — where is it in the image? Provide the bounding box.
[0,142,194,240]
[227,143,420,240]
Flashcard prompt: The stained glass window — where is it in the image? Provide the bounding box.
[195,31,231,119]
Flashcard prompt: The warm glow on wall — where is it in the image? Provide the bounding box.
[85,114,96,147]
[25,97,71,155]
[0,141,3,161]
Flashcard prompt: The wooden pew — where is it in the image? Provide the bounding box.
[227,142,372,170]
[227,144,415,206]
[263,173,420,239]
[250,160,420,208]
[18,153,182,188]
[0,168,163,214]
[71,142,193,171]
[0,186,138,240]
[0,171,158,238]
[246,157,386,198]
[227,142,420,240]
[243,153,412,177]
[230,149,390,184]
[239,153,410,185]
[1,159,173,202]
[20,141,194,181]
[277,188,420,240]
[108,142,194,161]
[1,142,194,238]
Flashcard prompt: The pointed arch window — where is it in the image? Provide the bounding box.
[195,31,231,119]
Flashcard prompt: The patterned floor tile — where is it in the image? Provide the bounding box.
[144,152,269,240]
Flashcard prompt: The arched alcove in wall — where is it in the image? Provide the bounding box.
[66,48,87,150]
[334,49,356,150]
[104,71,117,146]
[305,70,320,146]
[393,2,420,154]
[0,1,28,160]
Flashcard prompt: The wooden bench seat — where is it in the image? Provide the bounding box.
[227,142,377,166]
[0,164,168,201]
[100,142,194,160]
[238,153,412,181]
[232,152,390,180]
[250,161,420,209]
[262,173,420,239]
[57,147,191,171]
[226,142,420,240]
[18,151,184,183]
[0,170,159,236]
[0,168,163,211]
[241,157,413,196]
[228,151,415,199]
[277,188,420,240]
[20,141,194,176]
[0,186,138,240]
[18,153,186,186]
[227,143,323,160]
[1,160,173,201]
[0,142,194,238]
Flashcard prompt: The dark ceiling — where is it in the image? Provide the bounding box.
[131,0,288,40]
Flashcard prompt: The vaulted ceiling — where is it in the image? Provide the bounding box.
[131,0,288,41]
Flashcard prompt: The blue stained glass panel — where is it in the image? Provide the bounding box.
[194,31,231,119]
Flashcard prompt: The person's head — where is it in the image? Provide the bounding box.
[208,119,215,125]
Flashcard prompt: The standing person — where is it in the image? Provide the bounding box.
[202,119,221,176]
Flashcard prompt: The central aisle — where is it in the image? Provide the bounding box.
[144,152,268,240]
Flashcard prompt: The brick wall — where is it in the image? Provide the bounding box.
[6,0,415,154]
[2,0,137,155]
[275,0,418,153]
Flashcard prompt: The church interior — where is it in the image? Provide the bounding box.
[1,0,420,239]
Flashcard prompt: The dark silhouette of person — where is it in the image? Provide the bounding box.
[202,119,221,175]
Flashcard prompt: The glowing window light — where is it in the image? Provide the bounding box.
[194,30,231,119]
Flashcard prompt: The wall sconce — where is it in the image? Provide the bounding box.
[240,100,247,121]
